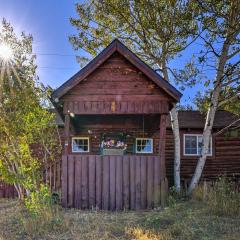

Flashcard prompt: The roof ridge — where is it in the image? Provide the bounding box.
[51,38,182,102]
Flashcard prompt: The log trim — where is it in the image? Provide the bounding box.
[63,100,169,115]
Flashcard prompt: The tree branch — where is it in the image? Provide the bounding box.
[214,118,240,136]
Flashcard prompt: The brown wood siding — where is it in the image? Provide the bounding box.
[62,155,163,210]
[52,39,181,102]
[63,53,170,98]
[61,53,170,115]
[166,129,240,184]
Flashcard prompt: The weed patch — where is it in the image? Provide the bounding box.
[192,177,240,216]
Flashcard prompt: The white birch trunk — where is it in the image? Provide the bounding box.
[187,92,219,195]
[14,183,25,200]
[187,42,230,195]
[170,106,181,192]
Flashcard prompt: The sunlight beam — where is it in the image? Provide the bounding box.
[0,43,14,61]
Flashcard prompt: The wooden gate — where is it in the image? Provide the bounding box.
[62,155,166,210]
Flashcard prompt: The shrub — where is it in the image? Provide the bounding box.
[24,183,52,216]
[167,186,185,207]
[20,183,64,237]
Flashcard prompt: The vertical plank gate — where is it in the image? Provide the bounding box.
[0,181,17,198]
[62,155,164,210]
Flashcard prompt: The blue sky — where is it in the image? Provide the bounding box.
[0,0,210,106]
[0,0,81,87]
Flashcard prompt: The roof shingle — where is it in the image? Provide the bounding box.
[166,110,239,129]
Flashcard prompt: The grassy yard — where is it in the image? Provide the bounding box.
[0,198,239,240]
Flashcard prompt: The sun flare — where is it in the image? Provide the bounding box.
[0,43,14,61]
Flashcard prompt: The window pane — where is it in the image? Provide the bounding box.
[146,139,151,146]
[144,145,152,152]
[185,136,197,154]
[141,140,147,147]
[72,139,78,149]
[77,139,84,145]
[73,144,84,152]
[136,138,152,153]
[137,145,142,152]
[136,140,141,146]
[72,138,89,152]
[72,142,79,152]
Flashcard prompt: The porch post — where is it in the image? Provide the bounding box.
[62,114,70,208]
[159,114,168,206]
[64,114,70,155]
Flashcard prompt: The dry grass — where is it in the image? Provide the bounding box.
[0,198,239,240]
[192,178,240,216]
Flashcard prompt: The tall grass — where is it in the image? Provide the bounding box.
[192,177,240,216]
[2,177,239,239]
[19,204,64,238]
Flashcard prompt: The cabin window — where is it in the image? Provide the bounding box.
[184,134,212,156]
[72,137,89,153]
[135,138,153,154]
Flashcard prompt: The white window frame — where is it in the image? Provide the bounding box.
[72,137,90,153]
[183,134,212,156]
[135,138,153,154]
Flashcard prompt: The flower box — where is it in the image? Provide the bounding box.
[102,148,125,155]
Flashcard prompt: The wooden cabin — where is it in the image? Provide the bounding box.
[1,40,239,204]
[51,39,182,210]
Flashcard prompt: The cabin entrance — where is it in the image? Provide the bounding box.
[51,40,181,210]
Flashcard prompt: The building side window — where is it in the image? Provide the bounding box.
[184,134,212,156]
[136,138,153,154]
[72,137,89,153]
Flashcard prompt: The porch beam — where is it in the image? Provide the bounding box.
[64,114,70,155]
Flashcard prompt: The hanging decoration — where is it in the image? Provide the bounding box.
[111,101,116,112]
[100,132,127,155]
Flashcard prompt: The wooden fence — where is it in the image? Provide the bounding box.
[62,154,167,210]
[0,181,17,198]
[0,160,61,200]
[44,160,62,192]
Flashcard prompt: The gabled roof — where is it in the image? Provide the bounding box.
[51,39,182,102]
[166,110,240,129]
